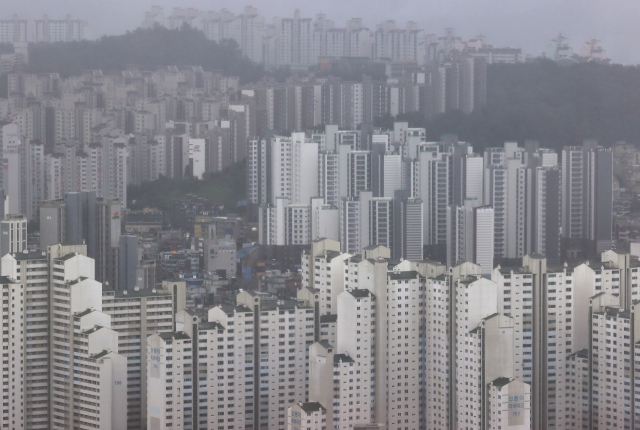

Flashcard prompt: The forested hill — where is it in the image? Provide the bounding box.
[398,60,640,151]
[26,25,265,83]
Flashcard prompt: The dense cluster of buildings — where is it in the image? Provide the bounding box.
[0,240,185,430]
[142,7,525,67]
[250,123,613,269]
[0,56,486,220]
[0,220,637,430]
[0,14,90,43]
[0,68,243,217]
[1,233,626,430]
[145,238,640,430]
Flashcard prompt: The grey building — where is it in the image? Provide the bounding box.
[65,190,97,258]
[65,191,121,287]
[204,234,237,278]
[96,198,121,289]
[561,140,613,259]
[393,190,423,261]
[0,189,7,220]
[118,235,138,290]
[39,199,66,250]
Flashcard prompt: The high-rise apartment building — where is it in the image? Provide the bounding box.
[33,15,91,42]
[0,214,27,258]
[587,292,639,430]
[0,16,29,43]
[492,254,574,430]
[148,289,316,430]
[0,251,50,429]
[0,247,128,429]
[102,280,185,429]
[96,198,121,289]
[561,141,613,258]
[301,238,349,316]
[39,199,66,249]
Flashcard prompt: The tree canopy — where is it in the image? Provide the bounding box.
[26,25,265,83]
[381,59,640,152]
[127,160,246,211]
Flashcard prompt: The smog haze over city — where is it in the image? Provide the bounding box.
[0,1,639,430]
[4,0,640,63]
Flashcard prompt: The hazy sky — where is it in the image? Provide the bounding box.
[5,0,640,64]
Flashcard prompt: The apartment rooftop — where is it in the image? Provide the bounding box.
[220,304,252,314]
[84,325,104,335]
[388,270,422,280]
[334,353,355,363]
[91,350,112,359]
[103,288,171,298]
[55,252,82,262]
[75,308,95,318]
[14,250,48,261]
[159,331,191,341]
[298,402,326,413]
[320,314,337,323]
[349,288,373,298]
[491,377,512,387]
[569,349,589,360]
[198,321,225,331]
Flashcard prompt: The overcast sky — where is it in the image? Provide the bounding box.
[5,0,639,64]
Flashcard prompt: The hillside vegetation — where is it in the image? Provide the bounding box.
[26,25,265,83]
[382,59,640,151]
[127,161,246,211]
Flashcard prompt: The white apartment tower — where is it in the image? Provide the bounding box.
[0,247,127,430]
[492,254,574,430]
[102,281,185,430]
[456,313,531,430]
[146,331,194,429]
[310,197,339,242]
[0,214,27,258]
[301,238,349,316]
[0,251,50,429]
[287,402,327,430]
[588,293,640,430]
[149,290,316,430]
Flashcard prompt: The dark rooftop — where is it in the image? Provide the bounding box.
[348,254,363,263]
[298,402,326,413]
[388,270,421,280]
[317,340,333,349]
[491,377,512,387]
[569,349,589,359]
[334,353,355,363]
[320,314,337,323]
[362,245,383,250]
[55,252,80,262]
[158,331,191,341]
[14,250,48,261]
[84,325,103,335]
[91,350,111,359]
[198,321,225,331]
[349,288,372,298]
[75,308,95,318]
